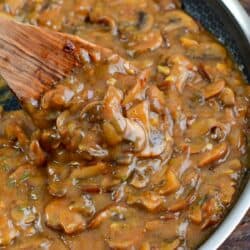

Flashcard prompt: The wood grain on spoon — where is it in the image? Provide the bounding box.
[0,18,133,101]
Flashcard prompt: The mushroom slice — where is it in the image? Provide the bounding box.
[123,75,147,107]
[9,164,35,184]
[69,195,96,217]
[139,130,173,158]
[70,162,107,180]
[220,87,235,106]
[202,80,225,100]
[45,199,86,234]
[103,121,123,146]
[0,213,19,246]
[29,140,47,167]
[88,205,128,229]
[103,86,126,133]
[201,198,222,229]
[186,118,229,138]
[127,101,150,128]
[198,142,228,168]
[187,42,227,61]
[11,204,37,226]
[189,205,202,224]
[106,221,144,249]
[168,199,188,212]
[127,30,163,56]
[127,100,173,157]
[41,85,74,110]
[165,55,197,93]
[160,239,181,250]
[92,16,118,35]
[127,191,165,212]
[123,119,147,152]
[158,170,180,195]
[146,85,166,113]
[159,10,199,33]
[154,0,182,10]
[130,166,151,189]
[137,11,154,32]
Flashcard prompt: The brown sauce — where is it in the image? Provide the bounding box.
[0,0,249,249]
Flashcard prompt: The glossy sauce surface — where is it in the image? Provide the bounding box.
[0,0,249,249]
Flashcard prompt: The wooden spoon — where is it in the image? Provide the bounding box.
[0,18,136,101]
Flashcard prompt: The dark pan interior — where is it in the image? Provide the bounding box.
[182,0,250,247]
[1,0,250,111]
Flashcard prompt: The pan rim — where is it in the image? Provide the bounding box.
[200,1,250,249]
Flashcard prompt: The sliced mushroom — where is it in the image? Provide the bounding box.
[158,170,180,195]
[201,198,222,230]
[102,121,123,146]
[29,140,47,167]
[4,122,29,149]
[145,219,179,239]
[69,195,96,217]
[159,10,199,33]
[41,85,74,110]
[146,85,166,113]
[56,110,71,137]
[140,242,151,250]
[202,80,225,100]
[10,236,54,250]
[59,210,86,235]
[40,129,61,150]
[198,142,228,168]
[0,214,19,246]
[130,168,151,189]
[154,0,182,11]
[160,239,181,250]
[137,11,154,32]
[45,199,86,234]
[92,16,118,35]
[48,181,68,198]
[70,162,107,180]
[122,73,147,107]
[217,177,235,205]
[1,0,25,15]
[11,205,37,226]
[218,159,241,172]
[106,221,143,249]
[127,101,150,130]
[186,118,229,139]
[220,87,235,106]
[80,101,103,122]
[127,30,163,56]
[168,199,188,212]
[165,55,197,93]
[9,164,35,184]
[180,138,207,154]
[126,191,165,212]
[180,37,199,48]
[123,119,147,152]
[88,205,128,229]
[186,42,227,60]
[189,205,202,224]
[103,86,126,133]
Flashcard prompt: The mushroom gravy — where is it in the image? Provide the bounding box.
[0,0,249,249]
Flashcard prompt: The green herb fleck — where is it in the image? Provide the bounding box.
[1,163,11,172]
[7,178,16,188]
[20,171,30,183]
[18,206,27,212]
[198,195,209,206]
